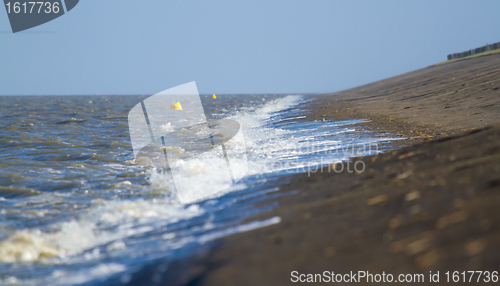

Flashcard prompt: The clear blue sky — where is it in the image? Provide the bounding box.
[1,0,500,95]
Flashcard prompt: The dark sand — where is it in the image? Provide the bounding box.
[126,55,500,285]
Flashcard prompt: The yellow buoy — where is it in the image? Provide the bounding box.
[170,102,182,110]
[212,94,217,99]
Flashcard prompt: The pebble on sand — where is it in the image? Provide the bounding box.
[405,238,430,255]
[405,191,421,201]
[435,211,468,229]
[322,246,336,258]
[415,251,439,269]
[388,216,403,229]
[367,195,388,206]
[465,240,485,256]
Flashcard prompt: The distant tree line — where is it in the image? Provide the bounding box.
[447,42,500,60]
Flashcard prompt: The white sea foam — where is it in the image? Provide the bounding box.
[145,95,304,202]
[198,216,281,243]
[0,200,204,264]
[48,263,127,286]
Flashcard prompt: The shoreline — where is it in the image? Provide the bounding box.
[125,55,500,285]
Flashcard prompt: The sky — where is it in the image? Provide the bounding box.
[1,0,500,96]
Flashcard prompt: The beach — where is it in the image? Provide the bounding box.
[145,54,500,285]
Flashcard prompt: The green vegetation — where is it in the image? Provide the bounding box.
[433,49,500,66]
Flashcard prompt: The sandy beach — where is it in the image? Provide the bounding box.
[129,54,500,285]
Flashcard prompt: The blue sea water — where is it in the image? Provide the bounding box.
[0,95,396,285]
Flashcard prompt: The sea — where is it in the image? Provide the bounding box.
[0,94,397,285]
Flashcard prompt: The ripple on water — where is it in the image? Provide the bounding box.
[0,186,41,199]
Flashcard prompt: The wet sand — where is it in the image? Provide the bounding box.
[126,55,500,285]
